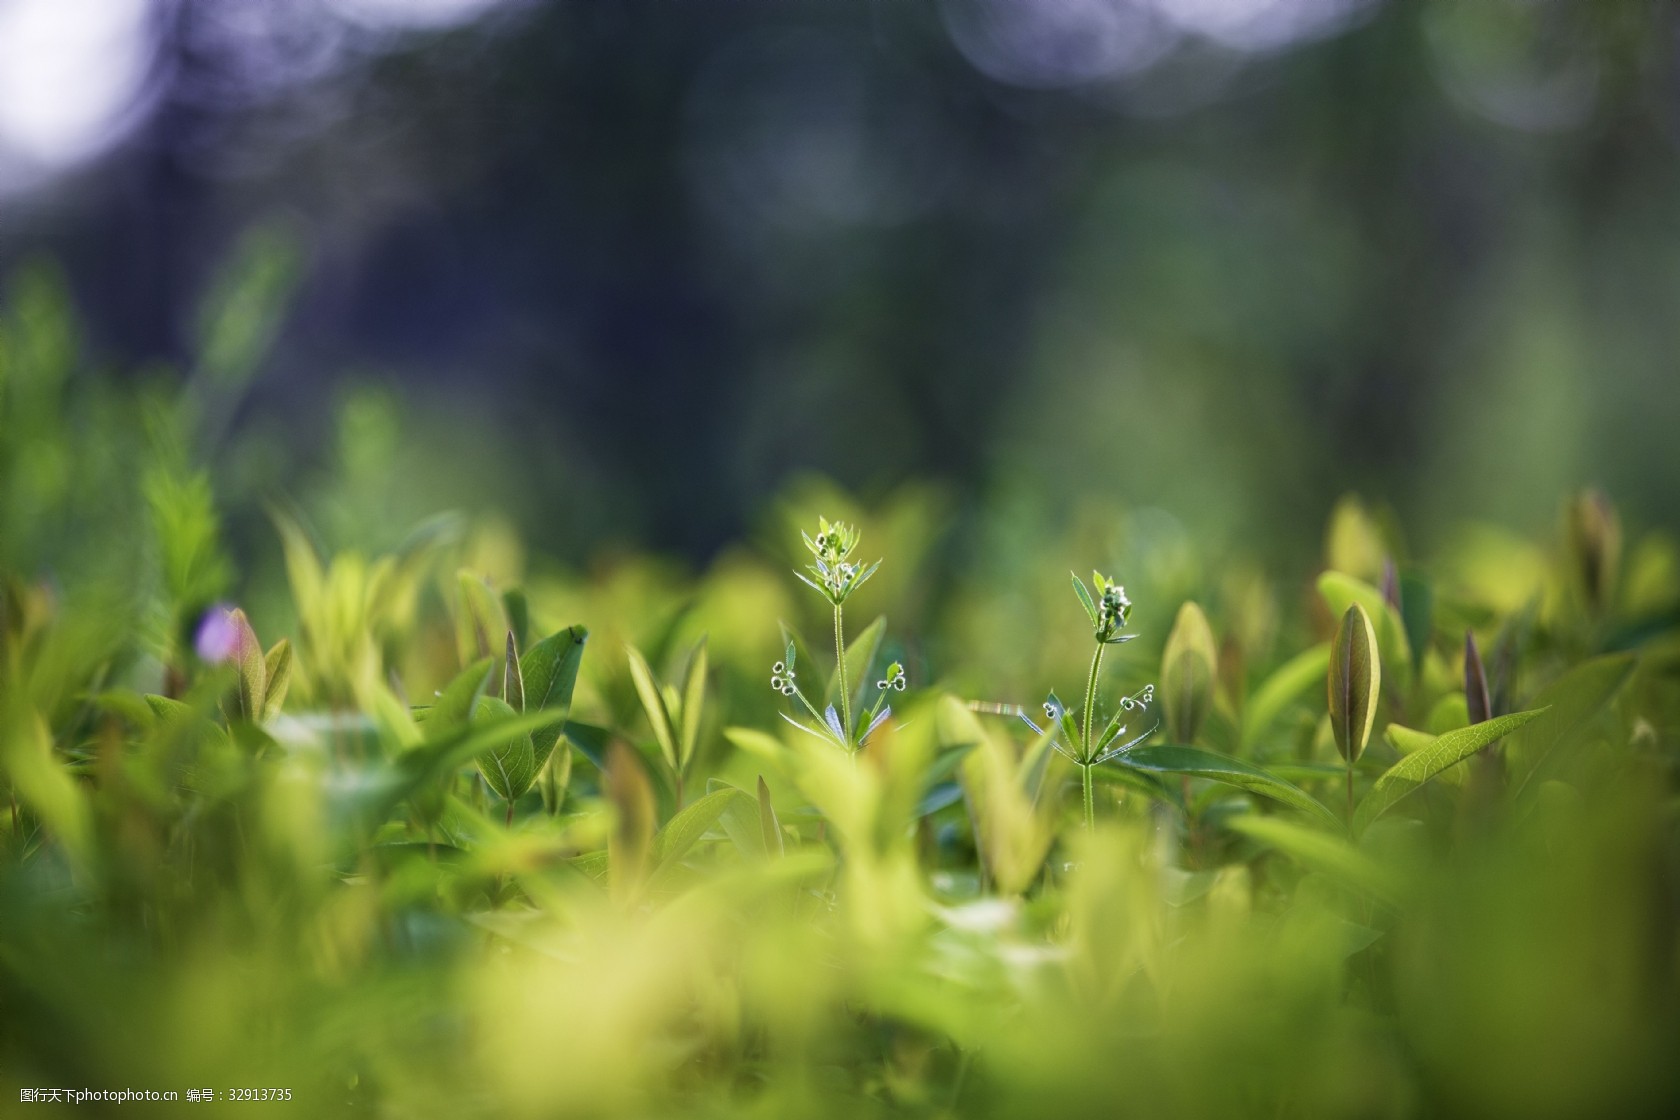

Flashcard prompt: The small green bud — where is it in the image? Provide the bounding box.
[1328,603,1381,764]
[1161,601,1217,744]
[1564,489,1621,616]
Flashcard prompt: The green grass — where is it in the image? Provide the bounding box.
[2,257,1679,1118]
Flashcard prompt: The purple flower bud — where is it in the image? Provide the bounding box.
[195,605,242,663]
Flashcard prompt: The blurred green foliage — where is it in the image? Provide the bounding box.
[3,249,1680,1119]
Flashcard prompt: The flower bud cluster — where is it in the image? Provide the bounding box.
[797,517,880,606]
[1093,572,1132,643]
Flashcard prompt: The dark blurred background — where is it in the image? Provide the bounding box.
[2,0,1678,568]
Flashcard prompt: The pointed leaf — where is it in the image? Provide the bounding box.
[758,775,784,856]
[651,786,755,887]
[626,643,679,771]
[1400,572,1433,673]
[1225,813,1400,906]
[838,614,885,714]
[540,737,572,815]
[1353,708,1546,835]
[1506,654,1636,798]
[562,719,610,769]
[1242,643,1331,750]
[472,695,538,803]
[503,630,524,711]
[261,639,292,721]
[501,587,530,653]
[424,657,494,730]
[1071,571,1099,628]
[227,609,266,722]
[521,626,588,720]
[1123,744,1342,830]
[455,570,505,666]
[679,637,708,770]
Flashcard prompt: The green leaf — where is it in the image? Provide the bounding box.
[373,704,560,823]
[1399,572,1433,673]
[1353,708,1547,835]
[540,737,572,816]
[627,644,679,771]
[1123,744,1342,830]
[473,695,538,803]
[1091,763,1184,810]
[521,626,587,770]
[501,587,530,653]
[503,630,524,711]
[709,778,772,860]
[757,775,784,857]
[1160,601,1218,745]
[1242,643,1330,751]
[1070,571,1099,629]
[724,726,785,766]
[424,657,494,730]
[1225,813,1400,906]
[650,787,754,887]
[226,608,266,722]
[837,614,885,714]
[1328,603,1381,764]
[455,570,505,667]
[680,638,709,770]
[261,639,292,721]
[1506,654,1636,799]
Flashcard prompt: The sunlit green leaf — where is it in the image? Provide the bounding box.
[1123,744,1341,830]
[1242,643,1330,751]
[626,643,678,772]
[1506,654,1636,799]
[1354,708,1547,835]
[1225,813,1400,906]
[680,637,708,770]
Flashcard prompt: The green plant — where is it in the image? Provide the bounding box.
[772,516,900,753]
[5,256,1680,1120]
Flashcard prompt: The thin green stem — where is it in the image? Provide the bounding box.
[833,603,852,743]
[1080,642,1106,762]
[789,684,830,736]
[1081,763,1096,830]
[1346,761,1354,830]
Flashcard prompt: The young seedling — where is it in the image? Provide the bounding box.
[774,517,897,753]
[971,571,1158,828]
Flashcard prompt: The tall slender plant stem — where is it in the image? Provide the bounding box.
[1081,642,1106,759]
[833,603,851,742]
[1081,763,1096,830]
